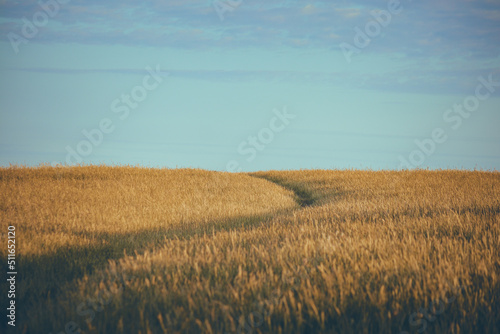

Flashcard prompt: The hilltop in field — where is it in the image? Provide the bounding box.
[1,166,499,333]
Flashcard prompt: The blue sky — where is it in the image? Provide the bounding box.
[0,0,499,171]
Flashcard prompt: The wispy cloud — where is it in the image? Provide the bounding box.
[6,66,500,95]
[1,0,499,60]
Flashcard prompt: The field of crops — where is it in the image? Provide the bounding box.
[1,166,499,333]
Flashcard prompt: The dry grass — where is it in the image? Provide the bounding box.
[1,166,499,333]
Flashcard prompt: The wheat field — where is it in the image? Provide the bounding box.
[0,166,499,333]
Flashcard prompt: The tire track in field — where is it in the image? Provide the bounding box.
[249,173,316,207]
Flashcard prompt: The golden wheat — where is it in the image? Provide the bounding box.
[1,166,498,333]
